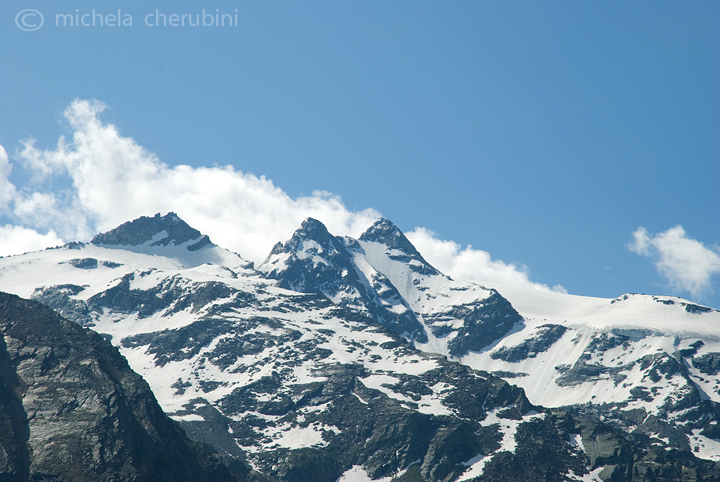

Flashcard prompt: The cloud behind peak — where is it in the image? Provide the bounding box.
[629,225,720,300]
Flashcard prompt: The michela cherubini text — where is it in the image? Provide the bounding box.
[54,9,239,28]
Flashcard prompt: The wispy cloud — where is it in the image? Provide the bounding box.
[0,98,556,292]
[628,225,720,300]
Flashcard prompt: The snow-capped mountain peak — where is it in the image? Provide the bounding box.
[359,218,440,277]
[87,212,247,269]
[92,212,212,250]
[289,217,338,248]
[258,217,347,277]
[257,217,429,341]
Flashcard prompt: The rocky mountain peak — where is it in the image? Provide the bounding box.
[286,217,336,249]
[91,212,213,251]
[264,217,348,266]
[360,218,440,276]
[360,218,420,254]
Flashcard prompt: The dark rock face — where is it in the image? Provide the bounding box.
[444,291,524,357]
[0,292,238,482]
[261,218,357,295]
[678,340,704,358]
[692,353,720,376]
[491,324,567,362]
[66,258,123,270]
[191,358,597,482]
[91,212,211,248]
[87,273,243,318]
[261,217,524,353]
[68,257,98,269]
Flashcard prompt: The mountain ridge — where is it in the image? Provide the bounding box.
[1,212,720,481]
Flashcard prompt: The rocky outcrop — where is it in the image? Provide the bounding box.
[491,324,567,362]
[0,292,238,482]
[444,291,524,357]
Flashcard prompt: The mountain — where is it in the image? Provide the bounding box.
[91,211,211,249]
[89,212,251,269]
[0,291,238,482]
[258,218,522,357]
[258,217,428,342]
[1,212,720,481]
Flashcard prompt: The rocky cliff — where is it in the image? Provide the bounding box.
[0,291,238,482]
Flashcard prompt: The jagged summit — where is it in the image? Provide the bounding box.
[91,212,212,251]
[285,217,338,251]
[264,218,340,263]
[259,217,429,341]
[360,218,440,277]
[298,217,330,236]
[261,217,346,273]
[360,218,410,248]
[260,217,346,278]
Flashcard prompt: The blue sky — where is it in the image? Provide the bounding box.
[1,1,719,307]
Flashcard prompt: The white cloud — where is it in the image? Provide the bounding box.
[5,99,380,262]
[628,225,720,299]
[0,98,555,293]
[407,227,566,292]
[0,146,17,211]
[0,225,64,257]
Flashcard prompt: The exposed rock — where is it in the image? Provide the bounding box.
[692,353,720,376]
[31,284,94,326]
[0,292,238,482]
[445,291,523,357]
[68,257,99,269]
[5,213,720,482]
[491,324,567,362]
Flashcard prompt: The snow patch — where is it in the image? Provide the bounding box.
[689,430,720,461]
[170,413,205,422]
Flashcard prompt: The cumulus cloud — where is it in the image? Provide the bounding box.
[0,98,555,292]
[0,146,17,211]
[0,225,64,257]
[407,228,566,292]
[628,225,720,299]
[5,99,380,262]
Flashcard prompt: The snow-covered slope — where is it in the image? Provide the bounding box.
[1,212,720,481]
[354,219,523,357]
